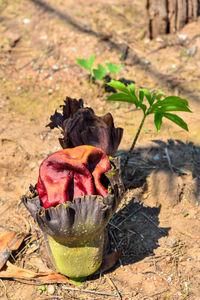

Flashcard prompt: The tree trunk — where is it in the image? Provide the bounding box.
[147,0,199,39]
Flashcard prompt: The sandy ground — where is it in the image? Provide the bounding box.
[1,0,200,299]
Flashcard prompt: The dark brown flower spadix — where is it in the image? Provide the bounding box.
[23,146,124,278]
[46,97,123,156]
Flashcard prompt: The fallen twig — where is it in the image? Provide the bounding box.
[140,212,167,234]
[62,286,117,297]
[146,289,169,297]
[18,58,38,71]
[117,207,142,228]
[109,222,123,232]
[0,225,18,233]
[109,231,123,267]
[164,147,174,173]
[104,274,122,300]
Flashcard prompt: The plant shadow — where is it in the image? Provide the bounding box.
[120,139,200,196]
[91,139,200,275]
[108,200,170,267]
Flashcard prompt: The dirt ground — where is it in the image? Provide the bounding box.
[1,0,200,299]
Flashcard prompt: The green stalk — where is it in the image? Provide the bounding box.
[122,113,147,173]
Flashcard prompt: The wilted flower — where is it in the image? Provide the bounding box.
[23,145,124,278]
[47,97,123,156]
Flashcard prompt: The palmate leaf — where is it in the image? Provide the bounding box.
[151,104,192,113]
[163,96,189,105]
[163,113,189,131]
[93,64,106,80]
[76,54,95,70]
[128,84,139,106]
[106,62,123,74]
[107,93,138,105]
[155,92,164,101]
[128,84,136,96]
[139,90,145,104]
[140,104,147,114]
[139,88,153,105]
[106,81,130,94]
[106,82,139,107]
[152,96,189,109]
[154,113,163,131]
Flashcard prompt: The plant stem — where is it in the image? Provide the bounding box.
[122,113,147,173]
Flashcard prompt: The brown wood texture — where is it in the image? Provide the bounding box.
[147,0,199,38]
[176,0,187,30]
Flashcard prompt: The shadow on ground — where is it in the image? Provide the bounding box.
[107,200,170,268]
[120,139,200,194]
[93,139,200,272]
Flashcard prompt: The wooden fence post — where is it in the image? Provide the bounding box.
[147,0,199,39]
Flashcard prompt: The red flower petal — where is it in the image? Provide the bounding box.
[36,146,110,209]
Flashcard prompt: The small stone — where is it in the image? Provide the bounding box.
[41,35,47,40]
[156,37,164,42]
[167,276,172,282]
[178,34,187,40]
[153,154,160,160]
[23,18,30,24]
[185,46,198,57]
[169,238,177,248]
[47,285,55,295]
[52,65,58,71]
[83,21,89,29]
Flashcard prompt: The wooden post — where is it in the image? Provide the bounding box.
[147,0,199,39]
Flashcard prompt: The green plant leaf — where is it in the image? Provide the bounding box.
[107,93,137,104]
[163,113,189,131]
[93,64,106,80]
[151,96,191,114]
[38,286,46,291]
[106,81,130,94]
[140,104,147,113]
[158,104,191,112]
[76,54,95,70]
[164,96,189,105]
[139,90,144,104]
[155,93,164,101]
[128,84,136,95]
[154,113,163,131]
[106,62,123,73]
[153,96,189,108]
[128,84,139,105]
[140,88,153,105]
